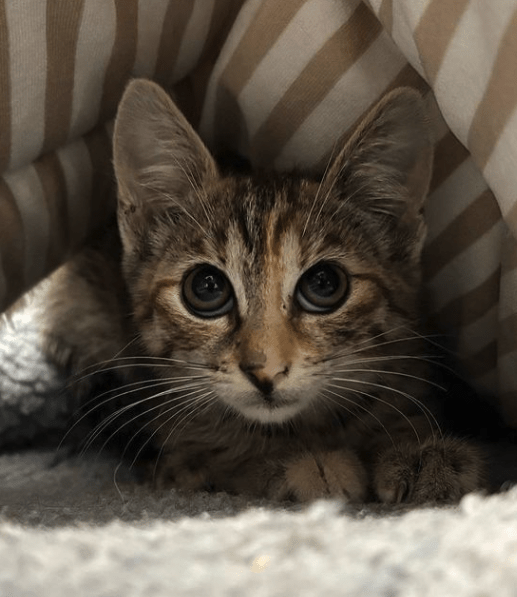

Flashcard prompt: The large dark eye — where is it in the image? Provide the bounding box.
[296,262,348,313]
[183,265,234,318]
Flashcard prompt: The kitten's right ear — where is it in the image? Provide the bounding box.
[113,79,218,250]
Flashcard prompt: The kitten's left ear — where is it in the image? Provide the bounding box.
[322,88,433,223]
[113,78,218,250]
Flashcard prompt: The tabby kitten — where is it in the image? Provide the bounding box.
[43,79,485,503]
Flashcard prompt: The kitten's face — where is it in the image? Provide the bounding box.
[113,80,433,425]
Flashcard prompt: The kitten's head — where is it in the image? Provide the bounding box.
[113,79,433,425]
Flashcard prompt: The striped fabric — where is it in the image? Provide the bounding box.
[0,0,516,423]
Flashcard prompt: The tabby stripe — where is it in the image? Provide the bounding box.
[154,0,195,88]
[5,0,46,171]
[429,267,500,333]
[70,0,116,139]
[99,0,138,124]
[0,0,11,173]
[3,165,49,288]
[352,273,410,320]
[423,189,501,280]
[56,139,93,252]
[0,179,25,309]
[134,0,171,78]
[428,131,469,194]
[467,11,517,171]
[34,153,70,275]
[43,0,85,155]
[83,126,116,234]
[414,0,470,85]
[251,2,381,167]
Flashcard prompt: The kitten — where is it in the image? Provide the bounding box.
[42,79,485,503]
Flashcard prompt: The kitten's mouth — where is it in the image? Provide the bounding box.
[238,394,304,424]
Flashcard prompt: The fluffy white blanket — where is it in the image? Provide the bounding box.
[1,303,516,596]
[0,449,516,596]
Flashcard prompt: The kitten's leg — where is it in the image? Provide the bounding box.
[373,436,486,504]
[273,450,368,502]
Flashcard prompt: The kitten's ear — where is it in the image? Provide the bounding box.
[113,78,218,249]
[323,88,433,223]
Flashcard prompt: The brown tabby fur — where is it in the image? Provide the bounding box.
[42,79,485,503]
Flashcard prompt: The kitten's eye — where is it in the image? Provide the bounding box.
[296,262,348,313]
[183,265,234,318]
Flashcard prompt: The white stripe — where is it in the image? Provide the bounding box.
[428,222,503,312]
[56,139,93,248]
[5,0,47,171]
[434,0,516,147]
[3,166,49,286]
[240,0,358,140]
[199,0,263,148]
[275,31,406,170]
[483,104,517,216]
[173,0,215,81]
[424,157,490,244]
[70,0,117,140]
[134,0,171,78]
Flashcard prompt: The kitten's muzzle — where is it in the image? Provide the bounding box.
[239,363,290,400]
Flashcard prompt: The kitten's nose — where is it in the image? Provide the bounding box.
[239,362,290,397]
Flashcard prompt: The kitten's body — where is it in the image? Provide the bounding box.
[42,80,485,503]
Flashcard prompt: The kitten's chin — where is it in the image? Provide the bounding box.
[238,402,304,424]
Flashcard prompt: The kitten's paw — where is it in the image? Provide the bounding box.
[374,437,486,504]
[278,450,367,502]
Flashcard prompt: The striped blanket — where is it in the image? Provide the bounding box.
[0,0,516,424]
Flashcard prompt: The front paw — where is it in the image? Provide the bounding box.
[277,450,367,502]
[374,437,486,504]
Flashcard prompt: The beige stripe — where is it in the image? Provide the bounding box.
[71,0,116,139]
[56,139,93,252]
[423,189,501,279]
[251,2,382,166]
[34,153,70,275]
[312,64,428,174]
[414,0,469,84]
[428,267,500,333]
[99,0,138,123]
[429,130,469,194]
[5,0,47,170]
[0,179,25,309]
[427,221,503,313]
[467,10,517,170]
[173,0,215,81]
[134,0,171,78]
[209,0,306,153]
[154,0,195,88]
[3,165,49,286]
[173,0,245,128]
[43,0,85,155]
[83,126,116,234]
[0,0,10,173]
[378,0,393,35]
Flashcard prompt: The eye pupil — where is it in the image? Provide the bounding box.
[183,266,234,317]
[296,262,348,313]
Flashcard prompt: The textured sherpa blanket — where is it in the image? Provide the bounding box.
[1,306,517,597]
